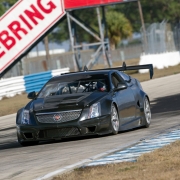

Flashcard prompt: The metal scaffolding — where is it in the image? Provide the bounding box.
[66,7,112,71]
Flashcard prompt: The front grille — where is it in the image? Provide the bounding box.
[39,127,80,138]
[36,110,81,123]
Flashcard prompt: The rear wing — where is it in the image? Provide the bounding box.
[84,62,154,79]
[117,62,153,79]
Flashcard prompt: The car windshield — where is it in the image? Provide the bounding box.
[37,74,110,98]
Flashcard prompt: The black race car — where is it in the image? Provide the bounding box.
[16,63,153,146]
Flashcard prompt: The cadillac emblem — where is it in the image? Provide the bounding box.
[53,114,62,121]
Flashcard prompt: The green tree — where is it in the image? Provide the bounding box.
[49,8,132,50]
[48,17,69,44]
[106,11,132,49]
[49,8,98,44]
[0,0,17,16]
[113,0,180,31]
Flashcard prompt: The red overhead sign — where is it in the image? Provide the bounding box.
[65,0,127,9]
[0,0,66,75]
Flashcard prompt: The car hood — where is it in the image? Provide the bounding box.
[31,92,109,113]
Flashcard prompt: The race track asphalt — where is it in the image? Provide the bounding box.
[0,73,180,180]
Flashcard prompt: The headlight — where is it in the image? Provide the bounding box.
[21,109,30,124]
[88,102,101,119]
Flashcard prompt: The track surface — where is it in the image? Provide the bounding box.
[0,74,180,180]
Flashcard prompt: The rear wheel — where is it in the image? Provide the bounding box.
[143,97,151,128]
[110,105,120,135]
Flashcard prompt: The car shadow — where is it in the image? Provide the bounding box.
[151,93,180,115]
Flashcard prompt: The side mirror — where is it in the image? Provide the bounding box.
[27,91,36,99]
[114,84,127,91]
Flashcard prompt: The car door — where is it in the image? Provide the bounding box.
[111,72,136,126]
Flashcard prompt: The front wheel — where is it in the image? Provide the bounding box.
[143,97,151,128]
[110,105,120,135]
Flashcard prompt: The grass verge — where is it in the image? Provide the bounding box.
[54,140,180,180]
[0,94,30,116]
[0,59,180,117]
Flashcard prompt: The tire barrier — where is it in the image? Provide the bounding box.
[0,68,69,100]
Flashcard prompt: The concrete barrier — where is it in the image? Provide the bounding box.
[139,51,180,73]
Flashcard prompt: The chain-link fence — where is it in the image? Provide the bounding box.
[141,21,177,54]
[173,23,180,51]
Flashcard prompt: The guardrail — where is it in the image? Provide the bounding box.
[0,68,69,100]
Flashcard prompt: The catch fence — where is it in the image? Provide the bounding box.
[141,21,178,54]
